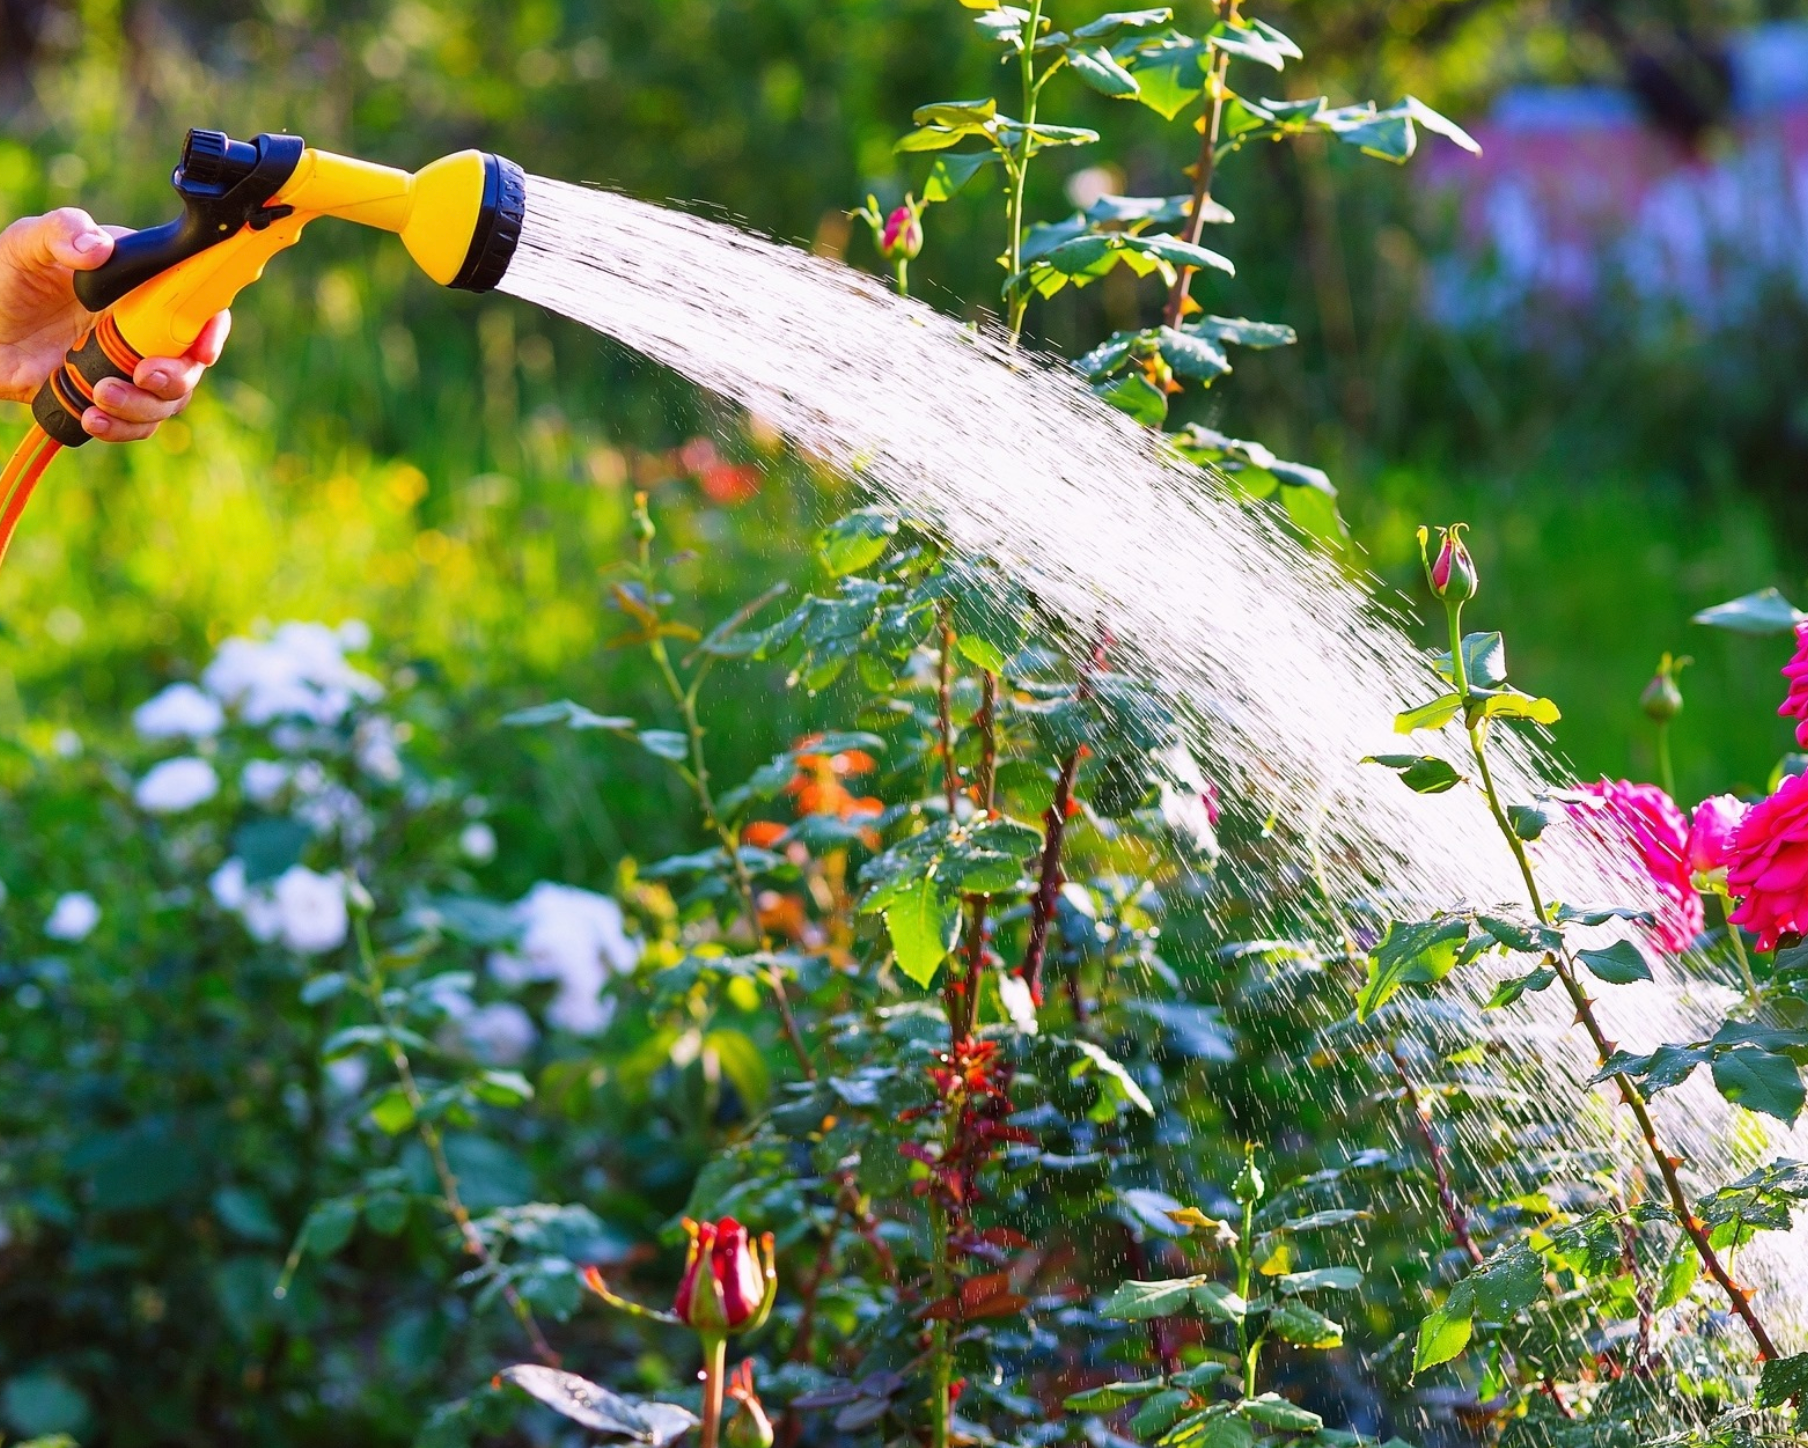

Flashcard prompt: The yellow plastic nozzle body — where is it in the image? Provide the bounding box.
[110,146,492,361]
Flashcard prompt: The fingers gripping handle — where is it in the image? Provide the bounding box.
[30,316,144,448]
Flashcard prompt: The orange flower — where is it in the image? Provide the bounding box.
[741,820,788,848]
[786,736,882,823]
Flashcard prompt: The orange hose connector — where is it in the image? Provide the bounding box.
[0,424,61,572]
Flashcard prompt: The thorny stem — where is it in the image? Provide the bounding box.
[349,913,559,1367]
[927,1102,961,1448]
[1452,608,1780,1361]
[639,519,816,1081]
[1720,892,1761,1005]
[1162,0,1235,330]
[1388,1045,1483,1268]
[960,671,1000,1042]
[1004,0,1047,344]
[1022,747,1081,1006]
[937,604,961,815]
[1613,1192,1655,1374]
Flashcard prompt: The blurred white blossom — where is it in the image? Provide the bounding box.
[50,729,82,759]
[354,716,404,783]
[1156,745,1220,859]
[133,683,224,740]
[241,759,291,804]
[211,859,348,954]
[459,822,498,863]
[462,1001,537,1064]
[998,974,1039,1034]
[45,891,99,942]
[134,757,220,814]
[202,622,381,726]
[490,882,638,1035]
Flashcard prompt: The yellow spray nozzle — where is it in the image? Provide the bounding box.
[35,128,524,449]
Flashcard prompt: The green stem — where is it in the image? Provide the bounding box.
[350,912,558,1366]
[1655,722,1675,801]
[1004,0,1046,345]
[894,258,910,297]
[928,1179,954,1448]
[699,1333,728,1448]
[1460,698,1780,1361]
[639,528,816,1081]
[1237,1192,1258,1398]
[1719,889,1761,1004]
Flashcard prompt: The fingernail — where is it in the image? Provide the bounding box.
[143,368,170,391]
[73,231,109,255]
[86,412,111,435]
[94,379,122,405]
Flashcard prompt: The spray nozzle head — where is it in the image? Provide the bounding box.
[177,129,262,194]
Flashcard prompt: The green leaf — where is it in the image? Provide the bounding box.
[1692,587,1808,636]
[302,1196,361,1258]
[1278,1266,1362,1294]
[1756,1352,1808,1408]
[1394,693,1462,734]
[1100,1277,1200,1320]
[1135,233,1234,275]
[1508,803,1551,841]
[883,875,960,988]
[499,1366,697,1445]
[369,1087,417,1136]
[1465,690,1561,727]
[1576,940,1653,985]
[1268,1299,1342,1347]
[1413,1282,1474,1372]
[471,1070,535,1107]
[1206,19,1292,68]
[300,971,347,1005]
[1191,1280,1248,1322]
[923,150,997,201]
[1069,1038,1156,1116]
[1238,1395,1322,1430]
[1129,1388,1193,1439]
[1712,1047,1806,1124]
[1433,631,1506,689]
[1067,45,1140,96]
[1071,7,1172,41]
[1062,1378,1166,1411]
[1655,1233,1699,1310]
[817,508,898,576]
[1100,372,1168,426]
[911,97,999,129]
[1472,1246,1544,1320]
[1363,754,1462,795]
[1357,917,1469,1020]
[1403,95,1481,154]
[1120,34,1209,119]
[1484,966,1556,1010]
[1170,1362,1229,1390]
[503,700,634,731]
[637,729,691,762]
[1189,315,1294,348]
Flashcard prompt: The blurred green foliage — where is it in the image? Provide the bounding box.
[4,0,1808,1442]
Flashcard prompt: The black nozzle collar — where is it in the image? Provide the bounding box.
[450,154,526,293]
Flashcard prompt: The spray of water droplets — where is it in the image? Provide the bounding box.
[501,177,1806,1340]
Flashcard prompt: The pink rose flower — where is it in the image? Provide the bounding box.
[880,205,923,261]
[1686,793,1748,878]
[1566,778,1702,953]
[1781,622,1808,747]
[1727,771,1808,950]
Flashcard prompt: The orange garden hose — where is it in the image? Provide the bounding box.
[0,424,61,572]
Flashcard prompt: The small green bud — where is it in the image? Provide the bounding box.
[1232,1146,1264,1205]
[1641,652,1688,724]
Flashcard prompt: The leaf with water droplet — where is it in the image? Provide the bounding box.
[1576,940,1653,985]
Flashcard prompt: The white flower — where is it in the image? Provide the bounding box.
[45,891,100,942]
[241,759,291,804]
[213,860,347,953]
[998,974,1039,1035]
[271,866,349,954]
[462,1002,538,1064]
[134,757,220,814]
[354,716,404,783]
[1156,745,1219,859]
[51,728,82,758]
[337,619,372,652]
[325,1056,368,1097]
[202,622,381,727]
[460,822,498,863]
[490,882,638,1036]
[133,682,224,740]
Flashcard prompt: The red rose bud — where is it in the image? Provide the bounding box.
[1419,523,1477,603]
[1641,652,1686,724]
[880,204,923,261]
[674,1217,778,1336]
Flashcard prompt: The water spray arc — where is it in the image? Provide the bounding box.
[0,127,528,563]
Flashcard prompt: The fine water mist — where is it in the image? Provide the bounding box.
[500,177,1807,1339]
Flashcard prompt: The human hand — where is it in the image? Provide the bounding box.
[0,207,230,442]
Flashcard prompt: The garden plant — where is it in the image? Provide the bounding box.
[5,2,1808,1448]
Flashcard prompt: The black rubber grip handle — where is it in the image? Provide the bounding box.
[73,131,305,312]
[30,318,145,449]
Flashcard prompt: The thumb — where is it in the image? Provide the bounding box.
[1,207,115,272]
